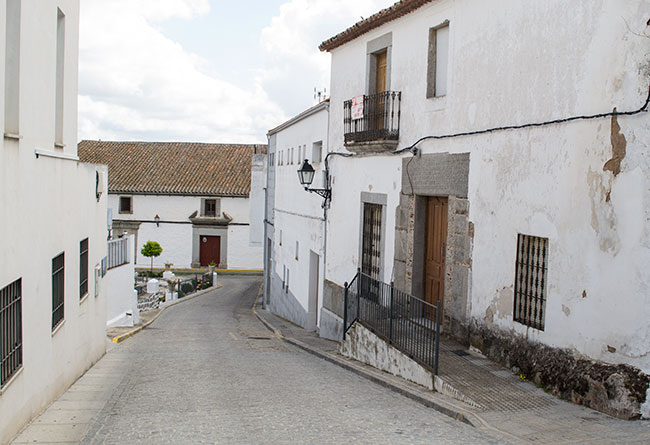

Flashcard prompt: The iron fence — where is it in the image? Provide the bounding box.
[344,270,441,375]
[176,273,213,298]
[343,91,401,144]
[107,237,129,270]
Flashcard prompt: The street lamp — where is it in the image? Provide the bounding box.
[297,159,331,201]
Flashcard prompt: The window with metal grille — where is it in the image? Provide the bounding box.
[52,252,65,330]
[79,238,88,299]
[1,278,22,388]
[513,234,548,331]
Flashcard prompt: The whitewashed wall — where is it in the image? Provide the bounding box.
[108,194,261,269]
[0,1,108,441]
[269,104,329,329]
[249,153,266,246]
[106,235,136,327]
[325,0,650,372]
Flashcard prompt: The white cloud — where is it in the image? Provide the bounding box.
[78,0,396,143]
[79,0,282,143]
[258,0,396,117]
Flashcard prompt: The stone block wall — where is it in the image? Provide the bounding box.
[470,321,650,420]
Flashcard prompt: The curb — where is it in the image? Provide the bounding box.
[111,283,223,343]
[251,298,490,430]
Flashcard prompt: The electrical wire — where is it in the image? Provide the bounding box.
[394,79,650,154]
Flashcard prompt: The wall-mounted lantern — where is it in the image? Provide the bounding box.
[297,159,331,202]
[154,214,160,227]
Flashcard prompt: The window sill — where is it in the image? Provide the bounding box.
[3,132,21,140]
[51,319,66,337]
[0,365,23,395]
[34,148,79,161]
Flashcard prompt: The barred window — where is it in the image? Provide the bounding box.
[1,278,22,387]
[80,238,89,299]
[52,252,65,330]
[513,234,548,331]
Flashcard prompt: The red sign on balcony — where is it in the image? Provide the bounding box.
[351,95,364,120]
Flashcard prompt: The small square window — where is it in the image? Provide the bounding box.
[203,198,219,217]
[119,196,132,214]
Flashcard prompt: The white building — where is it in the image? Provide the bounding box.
[0,1,109,441]
[265,101,329,331]
[78,141,265,271]
[317,0,650,418]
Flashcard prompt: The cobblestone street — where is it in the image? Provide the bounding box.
[12,276,508,444]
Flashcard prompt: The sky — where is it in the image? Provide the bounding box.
[78,0,396,144]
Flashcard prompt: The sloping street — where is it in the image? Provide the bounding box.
[11,276,507,444]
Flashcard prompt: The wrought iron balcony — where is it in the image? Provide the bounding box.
[343,91,401,152]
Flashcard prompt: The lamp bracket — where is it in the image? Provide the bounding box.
[305,187,331,200]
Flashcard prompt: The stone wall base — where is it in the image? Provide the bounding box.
[469,321,650,420]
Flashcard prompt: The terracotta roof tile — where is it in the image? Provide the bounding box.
[78,140,266,197]
[319,0,434,52]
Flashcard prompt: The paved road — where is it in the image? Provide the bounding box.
[14,276,507,444]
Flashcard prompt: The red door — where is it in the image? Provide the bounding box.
[200,236,220,267]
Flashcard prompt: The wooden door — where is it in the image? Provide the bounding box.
[375,50,387,94]
[200,235,220,267]
[374,50,387,131]
[424,197,447,315]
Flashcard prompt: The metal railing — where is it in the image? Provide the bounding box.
[176,273,213,298]
[343,91,401,144]
[107,237,129,270]
[344,270,441,375]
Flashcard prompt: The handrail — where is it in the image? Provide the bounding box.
[344,270,441,375]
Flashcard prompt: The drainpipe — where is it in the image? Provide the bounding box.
[262,134,271,309]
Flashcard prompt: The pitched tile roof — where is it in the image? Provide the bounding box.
[319,0,434,52]
[78,140,266,197]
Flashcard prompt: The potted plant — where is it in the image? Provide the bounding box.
[208,261,217,274]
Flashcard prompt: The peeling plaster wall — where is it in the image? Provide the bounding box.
[326,0,650,374]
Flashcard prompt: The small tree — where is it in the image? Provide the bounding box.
[141,241,163,272]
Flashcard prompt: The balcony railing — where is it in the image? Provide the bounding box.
[107,237,129,270]
[344,91,401,144]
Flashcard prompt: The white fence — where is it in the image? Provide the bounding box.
[107,237,129,270]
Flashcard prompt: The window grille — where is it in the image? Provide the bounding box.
[52,252,65,330]
[80,238,89,298]
[513,234,548,330]
[1,278,22,387]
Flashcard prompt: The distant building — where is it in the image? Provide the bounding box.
[78,141,266,270]
[265,100,329,332]
[0,1,109,441]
